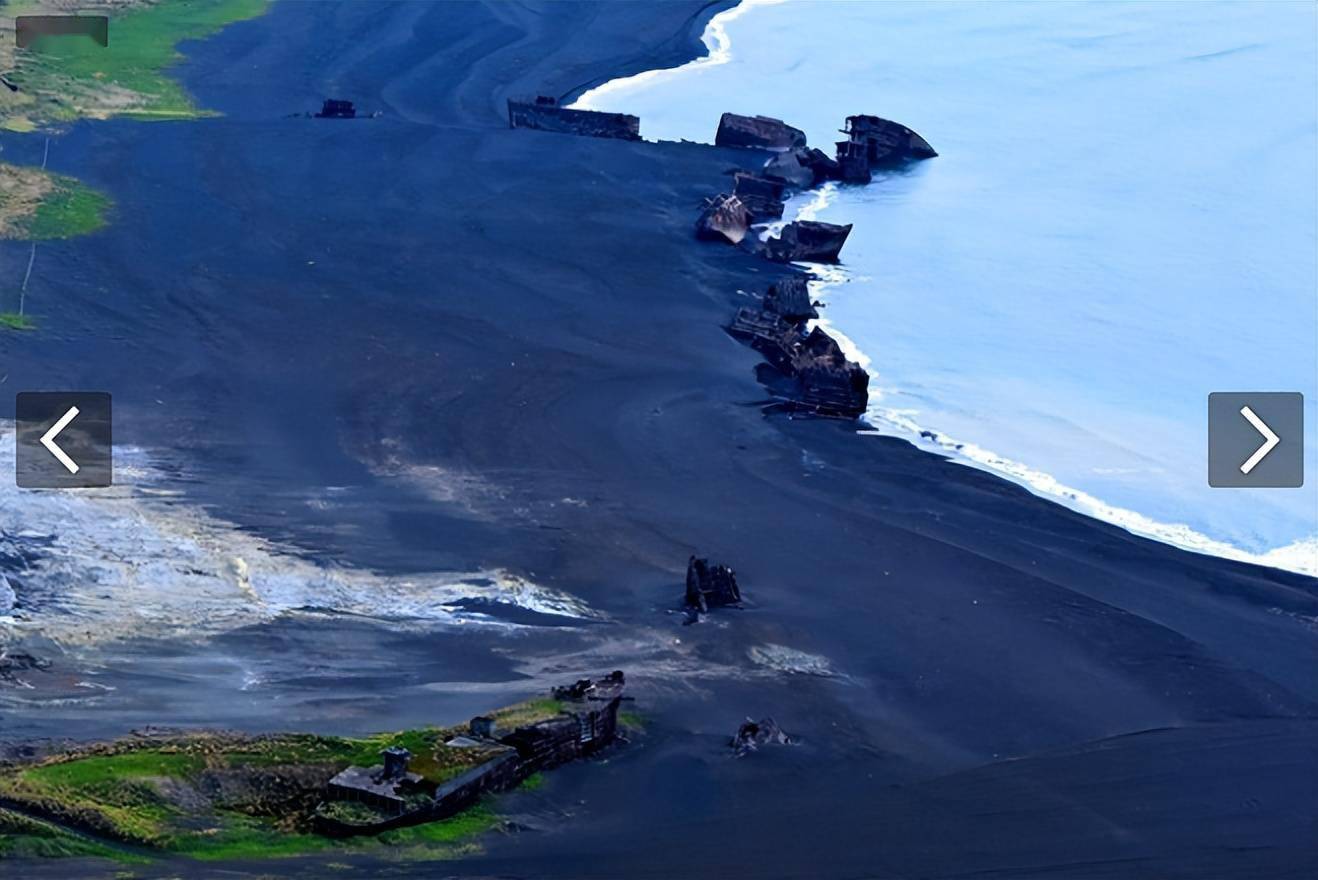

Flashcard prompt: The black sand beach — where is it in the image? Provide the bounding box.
[2,2,1316,877]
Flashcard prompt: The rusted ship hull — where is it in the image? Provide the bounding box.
[696,193,750,244]
[715,113,808,151]
[841,115,937,166]
[764,220,852,263]
[507,97,640,140]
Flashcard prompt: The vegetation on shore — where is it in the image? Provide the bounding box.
[0,311,37,330]
[0,696,570,865]
[0,162,110,240]
[2,0,270,130]
[0,1,269,251]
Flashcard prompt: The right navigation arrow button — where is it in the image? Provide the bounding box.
[1238,405,1280,475]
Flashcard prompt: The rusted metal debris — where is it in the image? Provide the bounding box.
[685,556,742,613]
[732,172,786,223]
[715,113,807,151]
[763,275,817,323]
[695,193,751,244]
[763,220,853,263]
[507,95,641,140]
[725,288,869,419]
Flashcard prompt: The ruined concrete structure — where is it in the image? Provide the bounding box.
[715,113,808,151]
[315,673,626,837]
[325,747,426,816]
[685,556,742,612]
[507,96,640,140]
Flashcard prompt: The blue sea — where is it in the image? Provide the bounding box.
[576,0,1318,574]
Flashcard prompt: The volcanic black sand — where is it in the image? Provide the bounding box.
[2,2,1316,878]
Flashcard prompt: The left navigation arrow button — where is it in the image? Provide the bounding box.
[15,392,112,488]
[40,405,82,474]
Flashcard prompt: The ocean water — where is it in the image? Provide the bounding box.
[576,0,1318,575]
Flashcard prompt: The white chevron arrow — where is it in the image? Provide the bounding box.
[1239,405,1280,475]
[40,405,81,475]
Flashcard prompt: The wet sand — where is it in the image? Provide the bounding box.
[1,2,1316,877]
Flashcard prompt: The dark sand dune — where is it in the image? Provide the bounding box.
[1,2,1315,877]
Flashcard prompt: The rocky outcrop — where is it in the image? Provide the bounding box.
[715,113,807,151]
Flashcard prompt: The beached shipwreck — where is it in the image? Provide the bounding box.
[728,275,869,418]
[315,672,626,836]
[507,95,641,140]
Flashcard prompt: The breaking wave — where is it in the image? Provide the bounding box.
[0,430,602,646]
[780,220,1318,579]
[570,0,786,115]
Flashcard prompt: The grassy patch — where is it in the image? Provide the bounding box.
[169,813,336,862]
[490,698,567,730]
[618,710,646,731]
[0,312,36,331]
[19,174,111,239]
[377,802,499,847]
[9,0,270,125]
[0,808,143,863]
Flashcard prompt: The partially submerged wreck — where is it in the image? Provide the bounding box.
[843,114,938,164]
[685,556,742,613]
[727,276,869,419]
[763,220,853,263]
[507,95,640,140]
[715,112,807,151]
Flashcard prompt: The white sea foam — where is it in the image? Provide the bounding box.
[0,430,602,646]
[576,0,1318,580]
[789,245,1318,579]
[570,0,787,117]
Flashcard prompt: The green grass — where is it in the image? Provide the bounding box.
[170,813,336,862]
[14,0,270,122]
[0,312,36,331]
[377,802,499,847]
[618,710,646,731]
[518,772,546,792]
[18,174,111,239]
[0,808,144,863]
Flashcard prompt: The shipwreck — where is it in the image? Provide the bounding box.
[685,556,742,613]
[763,220,853,263]
[696,192,751,244]
[715,113,808,151]
[315,672,627,837]
[507,95,641,140]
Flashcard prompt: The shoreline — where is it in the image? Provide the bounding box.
[3,2,1316,877]
[585,0,1316,577]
